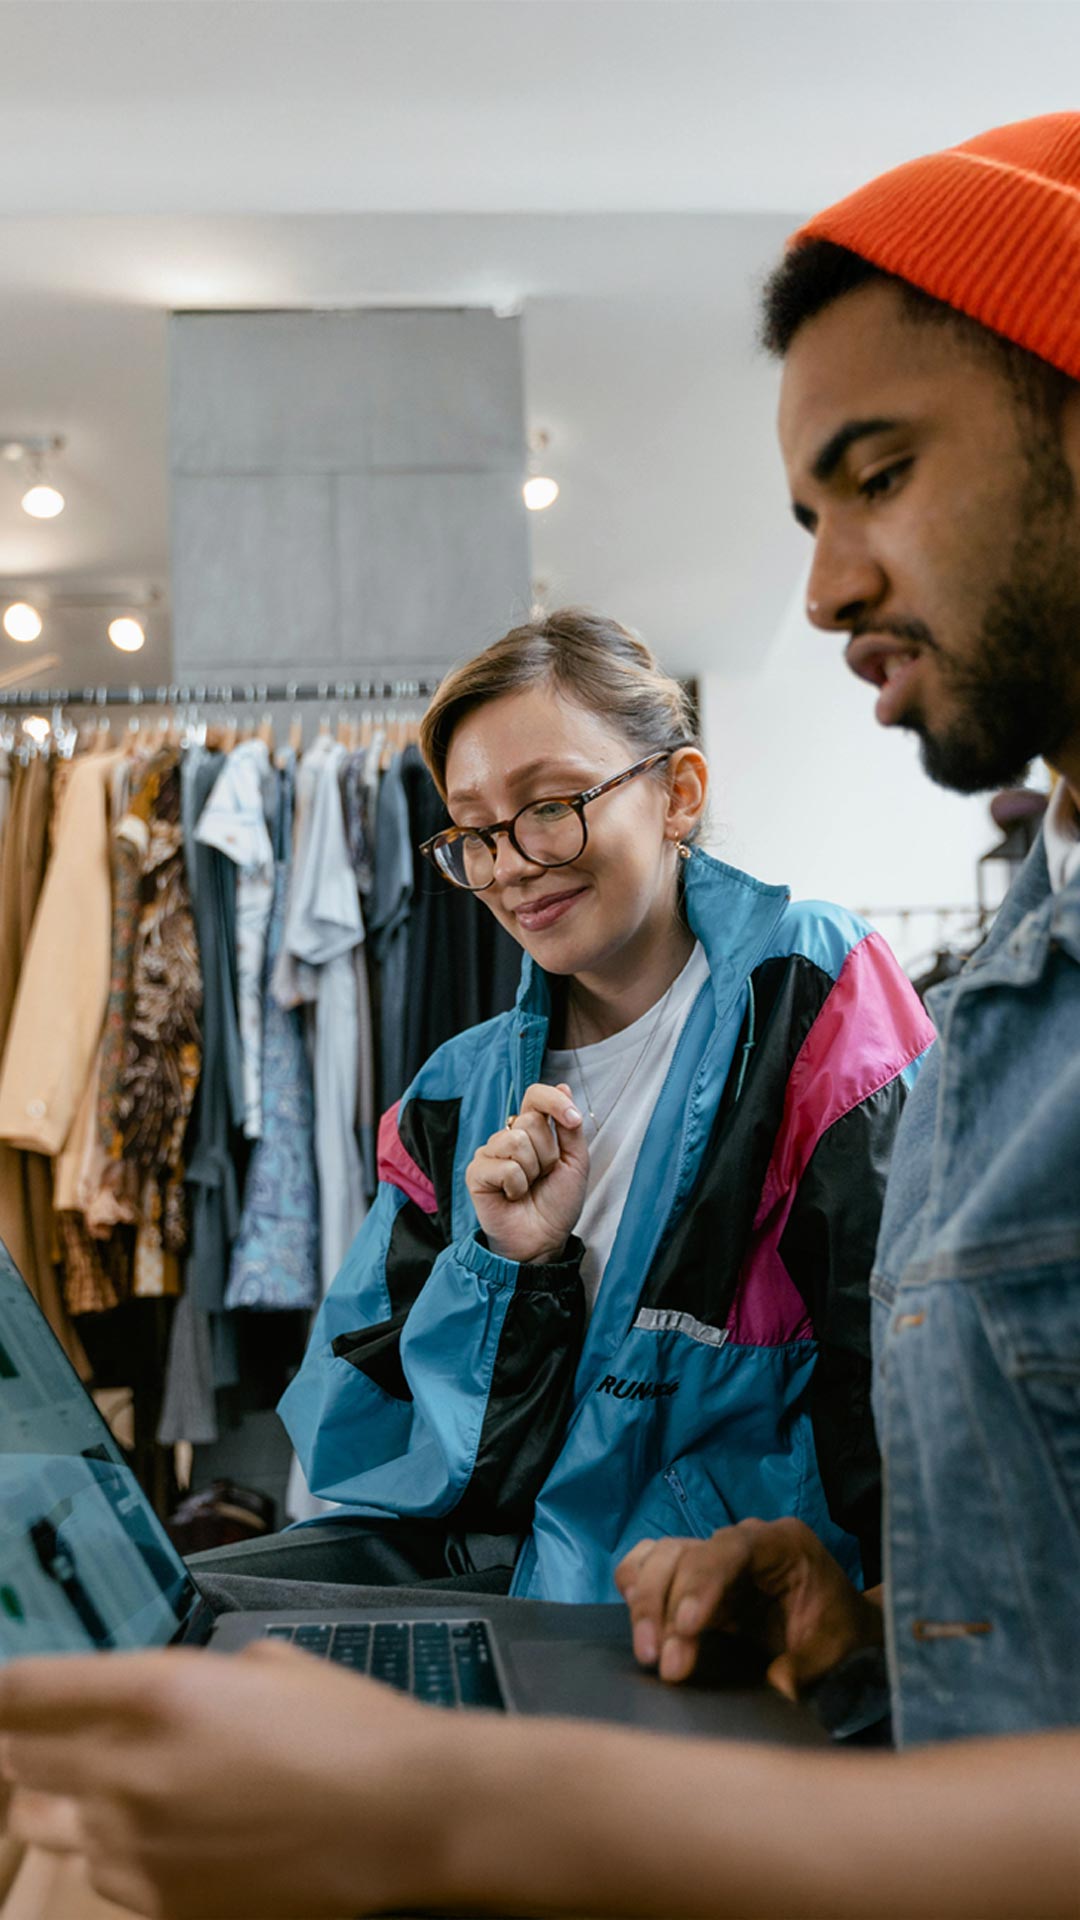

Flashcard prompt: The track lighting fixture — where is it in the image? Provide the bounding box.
[0,583,159,654]
[523,429,559,513]
[108,618,146,654]
[0,436,67,520]
[2,602,43,643]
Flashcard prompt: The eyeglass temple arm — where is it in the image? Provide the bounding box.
[577,751,672,806]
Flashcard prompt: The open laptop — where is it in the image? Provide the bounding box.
[0,1241,824,1744]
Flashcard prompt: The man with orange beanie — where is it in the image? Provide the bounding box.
[0,115,1078,1920]
[622,106,1080,1750]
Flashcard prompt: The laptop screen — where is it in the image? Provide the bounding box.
[0,1244,201,1659]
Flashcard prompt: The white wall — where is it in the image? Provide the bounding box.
[700,577,1017,974]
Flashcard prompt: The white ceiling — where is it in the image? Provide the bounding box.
[1,1,1075,216]
[0,1,1075,685]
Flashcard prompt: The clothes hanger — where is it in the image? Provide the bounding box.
[379,705,397,771]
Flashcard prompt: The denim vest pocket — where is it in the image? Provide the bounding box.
[975,1251,1080,1536]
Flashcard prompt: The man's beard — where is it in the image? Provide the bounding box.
[908,434,1080,795]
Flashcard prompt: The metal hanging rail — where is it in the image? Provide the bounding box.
[0,677,442,708]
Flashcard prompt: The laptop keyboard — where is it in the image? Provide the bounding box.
[262,1618,506,1710]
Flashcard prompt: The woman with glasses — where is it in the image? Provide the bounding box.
[272,608,933,1602]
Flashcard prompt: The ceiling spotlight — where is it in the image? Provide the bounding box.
[21,481,65,520]
[0,435,67,519]
[3,602,43,643]
[108,617,146,653]
[523,428,559,513]
[524,475,559,512]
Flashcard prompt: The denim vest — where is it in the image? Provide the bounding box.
[872,836,1080,1746]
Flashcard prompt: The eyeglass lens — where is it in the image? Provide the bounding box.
[441,799,585,889]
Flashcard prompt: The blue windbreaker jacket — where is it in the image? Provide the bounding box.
[279,851,933,1602]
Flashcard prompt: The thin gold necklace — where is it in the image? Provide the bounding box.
[569,972,679,1138]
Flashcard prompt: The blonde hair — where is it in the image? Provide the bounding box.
[420,607,697,801]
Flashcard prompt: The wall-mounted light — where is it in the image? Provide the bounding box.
[108,617,146,654]
[524,429,559,513]
[22,716,50,745]
[0,436,67,521]
[3,602,43,643]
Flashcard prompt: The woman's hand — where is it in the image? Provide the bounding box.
[465,1081,588,1265]
[615,1516,884,1693]
[0,1641,456,1919]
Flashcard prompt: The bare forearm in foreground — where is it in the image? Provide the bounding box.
[2,1648,1076,1920]
[437,1719,1080,1920]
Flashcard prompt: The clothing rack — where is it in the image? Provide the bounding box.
[0,677,441,708]
[856,902,982,921]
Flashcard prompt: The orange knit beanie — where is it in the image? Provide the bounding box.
[791,113,1080,382]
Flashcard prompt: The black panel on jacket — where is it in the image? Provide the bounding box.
[454,1238,587,1532]
[330,1199,444,1400]
[330,1095,462,1400]
[398,1094,461,1242]
[636,954,833,1327]
[778,1078,907,1586]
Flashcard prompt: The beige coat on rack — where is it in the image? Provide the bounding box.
[0,753,88,1377]
[0,751,122,1158]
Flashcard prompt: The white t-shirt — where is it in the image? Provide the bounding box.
[543,941,710,1315]
[1042,777,1080,895]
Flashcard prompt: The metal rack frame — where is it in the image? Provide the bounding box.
[0,677,442,707]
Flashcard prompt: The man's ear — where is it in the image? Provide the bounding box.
[665,747,708,844]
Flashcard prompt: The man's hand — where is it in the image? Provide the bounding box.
[465,1081,588,1264]
[615,1517,883,1696]
[0,1641,455,1918]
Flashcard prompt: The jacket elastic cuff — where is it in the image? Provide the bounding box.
[518,1233,586,1291]
[462,1229,585,1291]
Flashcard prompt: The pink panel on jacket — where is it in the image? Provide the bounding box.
[377,1101,439,1215]
[726,932,934,1346]
[728,1230,815,1346]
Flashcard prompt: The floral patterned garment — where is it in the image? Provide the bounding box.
[96,750,203,1296]
[96,749,159,1198]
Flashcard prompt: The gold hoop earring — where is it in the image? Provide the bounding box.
[676,840,692,861]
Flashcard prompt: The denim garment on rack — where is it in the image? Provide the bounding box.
[226,760,320,1310]
[222,756,315,1313]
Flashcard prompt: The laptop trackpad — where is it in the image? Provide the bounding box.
[505,1638,827,1745]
